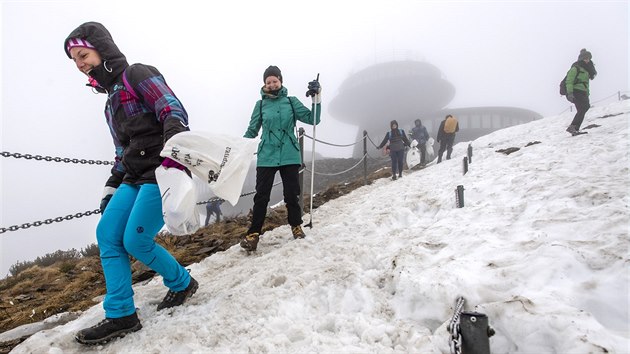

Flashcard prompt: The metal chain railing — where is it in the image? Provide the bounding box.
[0,209,101,234]
[1,130,405,234]
[591,91,628,105]
[304,154,367,176]
[1,151,114,165]
[1,179,287,233]
[302,133,366,147]
[448,296,466,354]
[195,179,284,205]
[1,155,295,233]
[557,90,629,115]
[366,134,382,149]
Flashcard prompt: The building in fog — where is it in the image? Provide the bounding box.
[328,61,542,157]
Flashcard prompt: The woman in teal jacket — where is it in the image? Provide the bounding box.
[565,49,597,135]
[241,65,321,251]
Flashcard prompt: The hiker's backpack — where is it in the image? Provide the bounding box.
[386,128,405,140]
[559,65,580,96]
[444,117,458,134]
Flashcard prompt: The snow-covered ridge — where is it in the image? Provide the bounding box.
[12,101,630,353]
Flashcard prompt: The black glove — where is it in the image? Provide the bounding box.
[567,93,575,103]
[100,186,116,213]
[308,80,322,96]
[306,80,321,96]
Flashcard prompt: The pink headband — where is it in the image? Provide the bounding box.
[66,38,95,53]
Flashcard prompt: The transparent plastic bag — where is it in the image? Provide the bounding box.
[155,165,200,236]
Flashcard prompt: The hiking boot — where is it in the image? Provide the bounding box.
[75,312,142,345]
[240,232,260,251]
[392,175,397,181]
[292,225,306,239]
[566,125,577,135]
[157,276,199,311]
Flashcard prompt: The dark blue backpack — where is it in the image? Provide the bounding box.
[387,128,404,140]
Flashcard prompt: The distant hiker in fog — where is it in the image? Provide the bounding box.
[377,120,411,180]
[410,118,430,166]
[564,49,597,136]
[437,114,459,163]
[240,65,321,252]
[205,199,223,225]
[65,22,198,345]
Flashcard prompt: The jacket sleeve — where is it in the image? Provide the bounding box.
[402,130,411,146]
[437,121,445,142]
[104,108,126,189]
[290,97,321,126]
[377,133,389,149]
[125,64,189,142]
[244,100,263,138]
[566,66,579,95]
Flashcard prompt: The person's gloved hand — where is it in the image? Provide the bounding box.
[161,157,186,170]
[100,186,116,213]
[306,80,322,104]
[567,93,575,103]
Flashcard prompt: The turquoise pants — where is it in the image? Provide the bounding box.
[96,183,190,318]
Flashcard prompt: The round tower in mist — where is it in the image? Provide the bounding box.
[329,60,541,157]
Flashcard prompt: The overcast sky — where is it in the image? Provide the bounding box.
[1,0,628,276]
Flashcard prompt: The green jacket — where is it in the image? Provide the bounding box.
[566,64,591,95]
[244,86,321,167]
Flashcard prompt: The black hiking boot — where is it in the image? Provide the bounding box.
[292,225,306,239]
[157,276,199,311]
[75,312,142,345]
[240,232,260,251]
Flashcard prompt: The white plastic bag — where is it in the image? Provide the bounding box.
[155,165,200,236]
[426,137,435,160]
[406,147,421,169]
[160,131,259,206]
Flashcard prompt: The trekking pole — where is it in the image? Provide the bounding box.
[304,73,319,228]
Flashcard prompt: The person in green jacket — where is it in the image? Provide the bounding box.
[565,49,597,135]
[240,65,321,251]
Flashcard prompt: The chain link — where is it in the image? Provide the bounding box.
[301,133,366,147]
[304,154,368,176]
[1,151,114,165]
[0,209,101,234]
[449,296,466,354]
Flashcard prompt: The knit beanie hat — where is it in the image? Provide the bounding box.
[578,48,592,60]
[66,38,96,53]
[263,65,282,83]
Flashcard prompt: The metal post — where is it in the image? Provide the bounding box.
[619,91,621,101]
[463,157,468,175]
[298,127,305,215]
[456,185,465,208]
[467,144,473,164]
[460,312,494,354]
[363,130,368,186]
